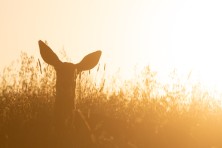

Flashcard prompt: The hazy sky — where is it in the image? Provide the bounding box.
[1,0,222,89]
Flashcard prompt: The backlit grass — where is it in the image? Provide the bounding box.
[1,52,222,148]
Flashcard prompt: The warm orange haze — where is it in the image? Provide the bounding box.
[1,0,222,148]
[1,0,222,91]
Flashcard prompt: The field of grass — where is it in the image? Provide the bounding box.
[1,52,222,148]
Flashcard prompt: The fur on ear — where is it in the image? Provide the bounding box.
[38,40,62,66]
[77,50,102,72]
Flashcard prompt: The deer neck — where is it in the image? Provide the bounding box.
[55,71,76,106]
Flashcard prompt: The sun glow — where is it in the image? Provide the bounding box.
[1,0,222,93]
[113,0,222,93]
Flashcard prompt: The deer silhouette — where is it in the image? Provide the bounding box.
[38,40,102,126]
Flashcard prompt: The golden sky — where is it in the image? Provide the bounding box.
[1,0,222,90]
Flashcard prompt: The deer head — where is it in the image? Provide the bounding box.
[38,40,101,119]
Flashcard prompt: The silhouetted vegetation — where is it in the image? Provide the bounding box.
[1,52,222,148]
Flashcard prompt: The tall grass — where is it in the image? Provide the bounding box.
[1,52,222,148]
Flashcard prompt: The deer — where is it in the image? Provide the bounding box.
[38,40,101,133]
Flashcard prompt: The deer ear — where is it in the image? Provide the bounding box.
[38,40,62,66]
[77,50,102,72]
